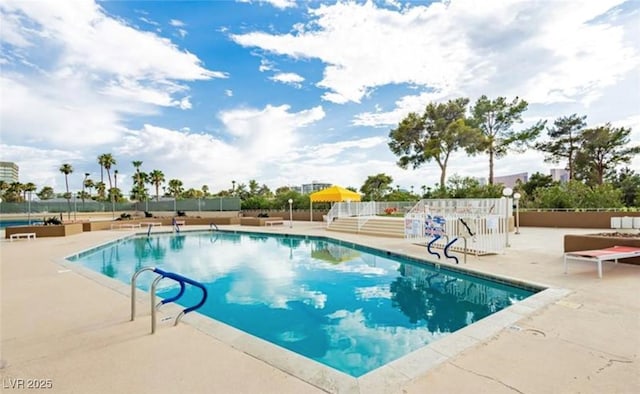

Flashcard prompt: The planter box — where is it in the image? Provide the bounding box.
[5,223,84,238]
[564,234,640,264]
[521,211,640,228]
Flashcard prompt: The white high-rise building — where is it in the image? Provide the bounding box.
[0,161,19,183]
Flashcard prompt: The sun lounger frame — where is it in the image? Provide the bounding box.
[564,246,640,278]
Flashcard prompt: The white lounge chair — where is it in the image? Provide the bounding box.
[564,245,640,278]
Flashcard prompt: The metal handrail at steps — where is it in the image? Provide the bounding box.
[131,267,208,334]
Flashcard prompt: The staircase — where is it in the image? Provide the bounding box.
[327,217,405,238]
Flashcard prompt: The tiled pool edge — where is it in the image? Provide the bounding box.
[58,230,571,394]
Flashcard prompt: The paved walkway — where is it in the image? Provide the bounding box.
[1,223,638,393]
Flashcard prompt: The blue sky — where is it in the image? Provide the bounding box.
[1,0,639,195]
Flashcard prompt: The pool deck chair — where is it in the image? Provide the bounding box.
[564,245,640,278]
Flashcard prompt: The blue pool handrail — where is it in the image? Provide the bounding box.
[427,235,441,259]
[444,237,459,264]
[172,218,181,233]
[130,266,208,334]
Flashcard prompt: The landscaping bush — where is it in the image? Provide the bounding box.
[43,216,62,226]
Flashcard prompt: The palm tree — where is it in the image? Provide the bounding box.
[149,170,165,201]
[168,178,184,213]
[22,182,36,201]
[81,173,90,205]
[6,182,23,202]
[95,181,106,201]
[84,176,94,200]
[59,163,73,219]
[98,153,116,189]
[168,179,184,198]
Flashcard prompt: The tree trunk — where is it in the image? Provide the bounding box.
[488,149,494,185]
[439,164,446,191]
[65,175,70,220]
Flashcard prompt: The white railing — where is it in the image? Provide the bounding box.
[324,203,341,227]
[357,201,377,230]
[404,198,512,255]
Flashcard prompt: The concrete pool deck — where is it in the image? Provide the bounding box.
[1,223,639,393]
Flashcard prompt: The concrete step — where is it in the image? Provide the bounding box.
[327,217,405,238]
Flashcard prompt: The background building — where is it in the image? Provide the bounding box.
[0,161,19,183]
[494,172,528,188]
[550,168,569,182]
[289,186,303,194]
[301,181,332,194]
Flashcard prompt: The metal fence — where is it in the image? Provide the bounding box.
[0,197,241,214]
[404,198,512,255]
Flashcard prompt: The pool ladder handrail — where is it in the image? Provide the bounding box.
[209,222,219,231]
[131,266,208,334]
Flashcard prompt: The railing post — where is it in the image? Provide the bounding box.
[150,275,164,334]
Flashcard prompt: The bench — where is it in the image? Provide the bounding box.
[265,220,284,226]
[141,222,163,227]
[10,232,36,241]
[110,223,141,230]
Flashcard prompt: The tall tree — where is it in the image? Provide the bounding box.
[167,179,184,199]
[37,186,55,200]
[468,95,545,184]
[248,179,260,196]
[22,182,37,201]
[389,98,475,189]
[535,114,587,180]
[98,153,116,189]
[95,181,106,201]
[611,168,640,207]
[574,124,640,185]
[202,184,209,197]
[521,172,556,197]
[59,163,73,219]
[360,173,393,201]
[149,170,165,201]
[5,182,24,202]
[84,177,94,199]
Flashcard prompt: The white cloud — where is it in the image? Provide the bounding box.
[258,58,274,72]
[1,1,224,80]
[0,75,128,148]
[232,0,639,126]
[269,72,305,88]
[0,0,226,156]
[264,0,296,9]
[169,19,185,27]
[225,89,234,97]
[0,144,84,191]
[112,104,325,192]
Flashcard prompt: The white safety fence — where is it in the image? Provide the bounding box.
[404,199,513,255]
[324,201,377,227]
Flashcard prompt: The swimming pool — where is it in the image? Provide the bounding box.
[0,220,35,228]
[68,231,537,377]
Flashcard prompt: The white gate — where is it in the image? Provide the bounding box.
[404,199,512,255]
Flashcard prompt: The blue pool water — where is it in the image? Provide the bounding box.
[0,220,34,228]
[68,231,536,377]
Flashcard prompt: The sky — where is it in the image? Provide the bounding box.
[1,0,639,195]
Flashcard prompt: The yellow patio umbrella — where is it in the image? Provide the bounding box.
[309,185,361,221]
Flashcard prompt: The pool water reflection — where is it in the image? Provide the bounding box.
[68,231,535,377]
